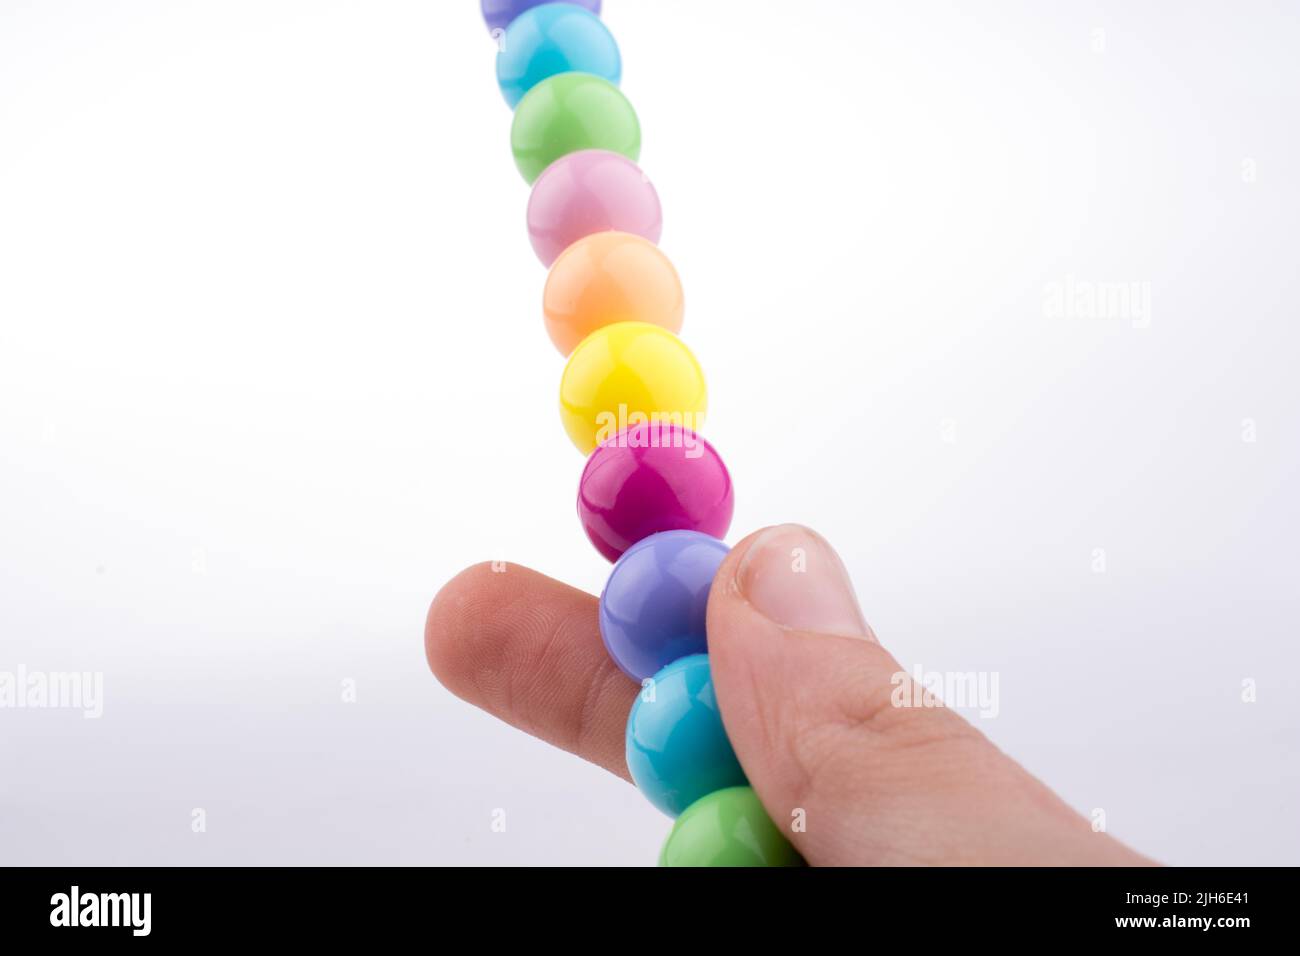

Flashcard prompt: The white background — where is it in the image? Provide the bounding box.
[2,0,1297,865]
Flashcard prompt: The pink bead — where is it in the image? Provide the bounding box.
[578,423,734,563]
[527,149,663,267]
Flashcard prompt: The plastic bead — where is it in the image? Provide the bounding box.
[481,0,600,37]
[559,321,706,455]
[511,73,640,184]
[659,786,805,867]
[544,231,682,356]
[527,150,662,268]
[476,0,788,869]
[496,5,621,109]
[626,655,747,817]
[578,422,733,563]
[598,530,727,680]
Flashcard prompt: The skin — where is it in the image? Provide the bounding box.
[425,524,1153,866]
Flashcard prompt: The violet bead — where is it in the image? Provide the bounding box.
[578,423,734,563]
[482,0,601,38]
[599,530,729,681]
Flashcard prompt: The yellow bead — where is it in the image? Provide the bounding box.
[559,322,707,455]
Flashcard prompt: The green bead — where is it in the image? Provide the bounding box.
[658,786,806,867]
[510,73,640,184]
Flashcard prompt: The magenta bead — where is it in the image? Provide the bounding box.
[578,423,734,563]
[527,149,663,267]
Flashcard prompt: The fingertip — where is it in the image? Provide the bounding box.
[424,561,498,690]
[422,561,636,780]
[708,526,772,607]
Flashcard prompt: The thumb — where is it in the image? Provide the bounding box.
[707,524,1151,866]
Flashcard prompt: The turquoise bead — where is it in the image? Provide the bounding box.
[626,654,748,817]
[496,3,621,109]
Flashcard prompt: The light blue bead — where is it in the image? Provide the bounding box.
[496,3,621,109]
[626,654,748,818]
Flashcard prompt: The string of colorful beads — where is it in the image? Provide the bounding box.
[481,0,803,867]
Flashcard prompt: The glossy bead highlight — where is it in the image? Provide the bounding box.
[659,787,805,867]
[626,655,747,817]
[496,5,621,109]
[578,422,733,563]
[544,231,683,356]
[558,322,706,456]
[598,530,728,681]
[527,149,662,268]
[481,0,600,37]
[511,73,640,184]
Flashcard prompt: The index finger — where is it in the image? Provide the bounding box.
[425,561,637,781]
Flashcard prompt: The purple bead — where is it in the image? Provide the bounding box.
[482,0,601,37]
[599,531,730,681]
[578,423,734,563]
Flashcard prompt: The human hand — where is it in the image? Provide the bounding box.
[425,523,1153,865]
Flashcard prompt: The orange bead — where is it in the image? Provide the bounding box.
[543,231,684,356]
